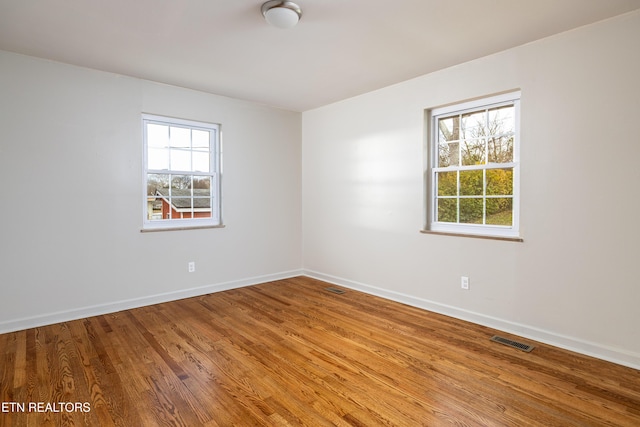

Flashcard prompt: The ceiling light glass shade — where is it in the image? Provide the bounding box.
[265,7,298,28]
[261,1,302,29]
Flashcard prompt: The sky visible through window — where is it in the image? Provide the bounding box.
[146,124,211,173]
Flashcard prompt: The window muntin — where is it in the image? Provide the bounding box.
[143,114,221,229]
[429,92,520,238]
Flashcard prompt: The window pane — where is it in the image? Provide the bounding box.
[147,174,169,221]
[461,110,486,138]
[437,198,457,223]
[192,151,210,172]
[148,147,169,170]
[487,135,513,163]
[168,178,192,221]
[438,142,459,167]
[147,173,169,195]
[488,105,515,135]
[171,175,192,190]
[146,198,162,221]
[193,187,211,198]
[170,126,191,148]
[460,198,483,224]
[460,170,483,196]
[193,176,212,190]
[438,115,459,142]
[147,124,169,148]
[193,130,210,151]
[437,171,457,196]
[461,139,485,166]
[486,198,513,226]
[170,149,191,171]
[172,196,193,210]
[193,187,212,218]
[192,208,211,218]
[486,168,513,196]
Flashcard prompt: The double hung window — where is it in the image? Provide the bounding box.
[427,92,520,239]
[143,114,221,230]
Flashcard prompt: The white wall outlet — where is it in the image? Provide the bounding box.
[461,276,470,290]
[188,261,195,273]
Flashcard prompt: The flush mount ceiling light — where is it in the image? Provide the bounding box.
[261,1,302,29]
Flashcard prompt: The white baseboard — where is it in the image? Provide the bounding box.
[4,268,638,370]
[303,270,640,371]
[0,269,304,335]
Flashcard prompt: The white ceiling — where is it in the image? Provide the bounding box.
[1,1,639,112]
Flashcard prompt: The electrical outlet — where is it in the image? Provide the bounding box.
[461,276,469,290]
[188,261,195,273]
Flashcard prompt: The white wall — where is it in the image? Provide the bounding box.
[0,51,302,331]
[302,11,640,368]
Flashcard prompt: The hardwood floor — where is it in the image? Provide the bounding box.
[1,276,639,426]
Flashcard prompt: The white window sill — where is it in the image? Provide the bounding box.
[420,229,523,242]
[141,224,225,233]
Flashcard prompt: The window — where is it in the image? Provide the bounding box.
[427,92,520,239]
[142,114,221,230]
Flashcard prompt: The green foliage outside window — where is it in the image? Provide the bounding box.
[437,168,513,225]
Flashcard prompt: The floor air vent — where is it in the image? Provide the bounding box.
[325,287,346,295]
[490,335,535,352]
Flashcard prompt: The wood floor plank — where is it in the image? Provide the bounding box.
[1,276,640,426]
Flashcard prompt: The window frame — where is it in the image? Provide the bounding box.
[142,114,222,231]
[426,92,521,239]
